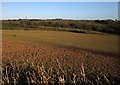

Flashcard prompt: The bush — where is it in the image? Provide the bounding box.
[2,19,119,34]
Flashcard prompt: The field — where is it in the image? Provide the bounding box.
[2,30,120,84]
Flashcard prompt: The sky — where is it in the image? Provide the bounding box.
[2,2,118,20]
[1,0,120,2]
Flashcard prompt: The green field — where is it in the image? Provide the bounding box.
[2,30,119,54]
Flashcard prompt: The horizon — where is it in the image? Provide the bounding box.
[1,17,118,20]
[2,2,118,20]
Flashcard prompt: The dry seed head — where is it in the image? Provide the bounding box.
[58,76,65,83]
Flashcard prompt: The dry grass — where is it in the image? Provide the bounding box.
[2,58,120,85]
[2,30,120,84]
[2,30,119,54]
[2,40,120,85]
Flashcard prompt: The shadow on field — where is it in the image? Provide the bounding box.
[56,44,119,58]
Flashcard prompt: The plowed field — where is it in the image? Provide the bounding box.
[2,30,120,84]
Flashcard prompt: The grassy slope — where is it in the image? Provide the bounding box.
[2,30,119,54]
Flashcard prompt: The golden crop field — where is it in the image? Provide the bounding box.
[2,30,120,84]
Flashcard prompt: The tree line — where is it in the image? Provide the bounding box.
[2,19,120,34]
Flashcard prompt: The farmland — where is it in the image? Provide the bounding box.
[2,30,119,54]
[2,30,120,84]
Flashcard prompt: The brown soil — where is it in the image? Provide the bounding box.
[2,40,120,77]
